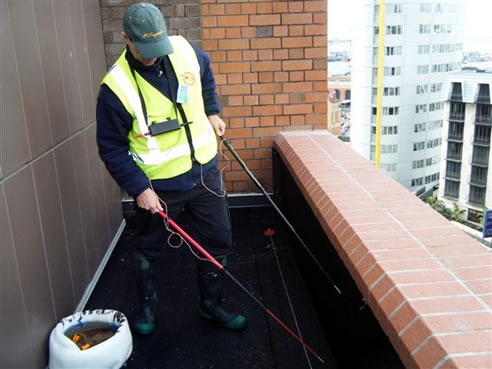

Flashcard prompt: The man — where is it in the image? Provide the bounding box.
[96,2,247,335]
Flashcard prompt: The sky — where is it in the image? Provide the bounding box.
[328,0,492,53]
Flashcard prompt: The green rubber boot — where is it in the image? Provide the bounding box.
[197,255,247,330]
[134,255,158,335]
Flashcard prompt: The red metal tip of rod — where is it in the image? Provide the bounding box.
[264,228,276,236]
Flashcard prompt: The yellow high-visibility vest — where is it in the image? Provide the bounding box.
[101,36,217,180]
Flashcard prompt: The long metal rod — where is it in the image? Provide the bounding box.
[220,136,341,294]
[157,210,325,364]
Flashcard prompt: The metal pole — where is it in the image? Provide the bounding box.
[220,136,341,294]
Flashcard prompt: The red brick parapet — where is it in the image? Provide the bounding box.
[274,131,492,369]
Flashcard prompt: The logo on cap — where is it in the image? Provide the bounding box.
[143,29,165,38]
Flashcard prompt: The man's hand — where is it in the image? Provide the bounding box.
[136,188,163,214]
[208,114,226,137]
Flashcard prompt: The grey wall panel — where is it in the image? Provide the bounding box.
[71,0,95,126]
[52,0,83,134]
[33,0,70,145]
[0,184,36,369]
[1,0,30,178]
[7,0,53,158]
[4,167,55,366]
[71,132,99,276]
[101,160,124,237]
[33,153,76,318]
[83,0,108,103]
[85,126,111,255]
[54,141,89,302]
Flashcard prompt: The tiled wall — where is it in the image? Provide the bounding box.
[275,131,492,369]
[1,0,122,367]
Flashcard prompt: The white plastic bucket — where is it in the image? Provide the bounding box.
[49,309,132,369]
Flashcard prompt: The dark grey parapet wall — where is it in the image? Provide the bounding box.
[1,0,122,367]
[101,0,202,67]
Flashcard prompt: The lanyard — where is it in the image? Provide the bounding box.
[128,58,188,127]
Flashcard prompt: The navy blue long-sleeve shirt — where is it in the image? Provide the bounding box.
[96,41,220,197]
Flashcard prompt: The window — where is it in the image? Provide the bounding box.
[381,144,398,154]
[383,106,399,115]
[384,67,401,76]
[386,25,402,35]
[427,138,442,149]
[477,84,491,104]
[345,90,351,100]
[335,90,341,99]
[444,180,460,198]
[430,83,442,93]
[418,45,430,54]
[412,159,424,169]
[417,65,429,74]
[428,120,443,130]
[419,24,431,34]
[411,177,423,186]
[381,163,398,172]
[420,4,432,13]
[472,146,490,166]
[414,123,426,132]
[414,141,425,151]
[383,87,400,96]
[426,155,441,166]
[388,4,402,13]
[425,173,440,184]
[434,24,452,33]
[447,142,463,160]
[469,185,486,205]
[429,102,444,111]
[416,104,427,113]
[382,126,399,135]
[385,46,402,55]
[450,102,465,120]
[416,85,428,95]
[471,166,488,186]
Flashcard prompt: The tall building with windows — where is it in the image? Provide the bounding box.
[438,71,492,224]
[351,0,464,191]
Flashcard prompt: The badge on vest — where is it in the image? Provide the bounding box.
[177,83,190,104]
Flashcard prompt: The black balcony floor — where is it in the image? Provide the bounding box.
[85,206,336,369]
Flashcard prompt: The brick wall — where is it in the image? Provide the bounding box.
[101,0,202,67]
[275,131,492,369]
[202,0,327,192]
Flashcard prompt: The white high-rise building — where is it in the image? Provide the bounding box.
[351,0,464,191]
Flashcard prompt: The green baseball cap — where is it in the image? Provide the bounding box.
[123,2,174,59]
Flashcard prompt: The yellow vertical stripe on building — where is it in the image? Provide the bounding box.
[375,0,385,168]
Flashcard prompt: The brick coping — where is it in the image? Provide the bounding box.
[274,131,492,369]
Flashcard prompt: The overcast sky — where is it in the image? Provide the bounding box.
[328,0,492,52]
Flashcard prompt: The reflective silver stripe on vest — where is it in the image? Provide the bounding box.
[109,65,159,152]
[134,123,215,165]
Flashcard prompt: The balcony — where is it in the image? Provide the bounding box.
[444,170,461,180]
[476,114,492,124]
[447,132,464,142]
[449,112,465,121]
[473,136,491,146]
[470,175,487,186]
[446,152,463,161]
